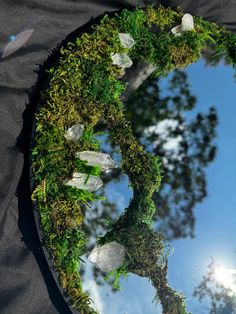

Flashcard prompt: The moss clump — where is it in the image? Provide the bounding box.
[146,4,181,29]
[170,44,198,67]
[103,102,162,192]
[31,4,236,313]
[50,200,84,235]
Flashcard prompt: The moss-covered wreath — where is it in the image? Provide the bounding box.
[31,5,236,314]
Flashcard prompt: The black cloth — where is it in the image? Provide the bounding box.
[0,1,235,313]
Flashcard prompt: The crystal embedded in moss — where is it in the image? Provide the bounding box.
[88,241,125,273]
[76,151,117,171]
[65,172,103,192]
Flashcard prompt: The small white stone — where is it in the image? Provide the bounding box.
[111,53,133,69]
[171,25,182,36]
[171,13,194,36]
[65,172,103,192]
[118,33,135,48]
[76,151,117,171]
[88,241,125,273]
[65,124,84,141]
[181,13,194,32]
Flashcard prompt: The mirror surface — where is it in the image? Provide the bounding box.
[80,58,236,314]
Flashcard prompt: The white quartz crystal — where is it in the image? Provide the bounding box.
[65,172,103,192]
[65,123,84,141]
[111,53,133,69]
[171,13,194,36]
[76,151,117,171]
[118,33,135,48]
[88,241,126,273]
[171,24,182,36]
[181,13,194,31]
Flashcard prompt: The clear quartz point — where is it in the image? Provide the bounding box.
[88,241,125,273]
[65,172,103,192]
[181,13,194,32]
[76,151,117,171]
[118,33,135,48]
[65,123,84,141]
[171,13,194,36]
[111,53,133,69]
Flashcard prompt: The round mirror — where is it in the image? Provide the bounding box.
[30,5,236,313]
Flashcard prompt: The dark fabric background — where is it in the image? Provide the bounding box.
[0,1,235,313]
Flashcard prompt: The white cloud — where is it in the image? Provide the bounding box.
[163,135,183,151]
[144,119,184,158]
[145,119,180,136]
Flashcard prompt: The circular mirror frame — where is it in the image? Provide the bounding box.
[30,5,236,314]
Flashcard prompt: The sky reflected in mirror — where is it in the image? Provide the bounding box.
[81,59,236,314]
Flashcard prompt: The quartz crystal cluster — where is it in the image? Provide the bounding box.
[64,123,84,141]
[88,241,126,273]
[64,124,117,192]
[111,53,133,69]
[118,33,135,48]
[111,32,135,70]
[76,151,117,171]
[65,172,103,192]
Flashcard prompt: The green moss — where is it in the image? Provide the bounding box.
[146,4,181,29]
[31,4,236,313]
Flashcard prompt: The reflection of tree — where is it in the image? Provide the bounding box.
[102,69,218,239]
[81,69,218,288]
[202,44,226,67]
[125,69,218,239]
[193,261,236,314]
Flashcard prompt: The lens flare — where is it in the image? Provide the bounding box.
[214,265,236,293]
[1,29,34,58]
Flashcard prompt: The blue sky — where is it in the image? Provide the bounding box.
[83,59,236,314]
[167,60,236,313]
